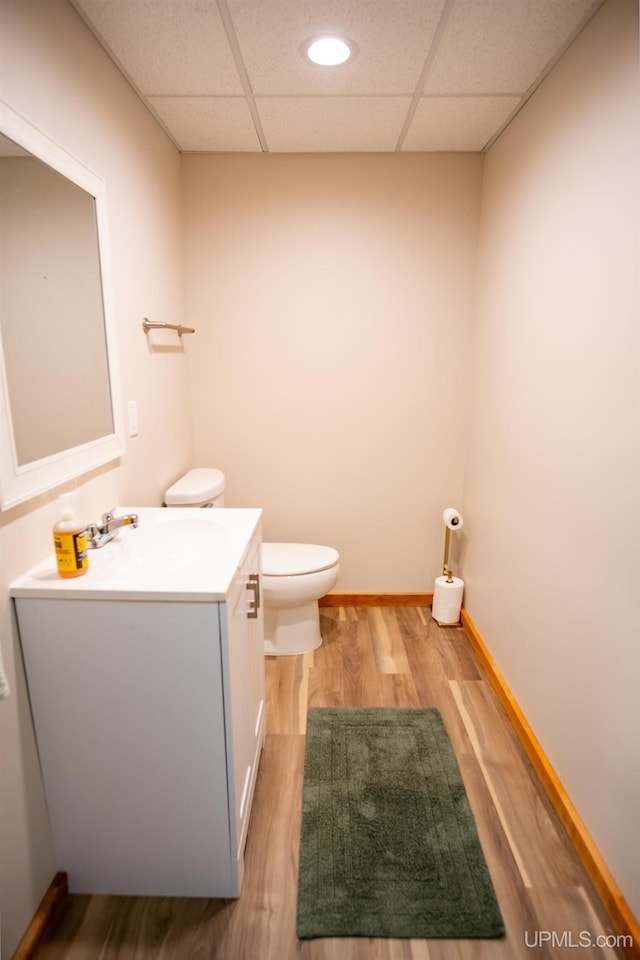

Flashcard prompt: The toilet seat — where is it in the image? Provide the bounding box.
[262,542,339,577]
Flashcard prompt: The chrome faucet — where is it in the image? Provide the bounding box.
[85,509,139,549]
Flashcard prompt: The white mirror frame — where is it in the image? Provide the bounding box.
[0,102,124,510]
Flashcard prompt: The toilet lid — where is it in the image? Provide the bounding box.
[262,542,339,576]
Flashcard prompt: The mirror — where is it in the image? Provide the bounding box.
[0,102,124,509]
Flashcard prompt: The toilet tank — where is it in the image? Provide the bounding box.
[164,468,225,507]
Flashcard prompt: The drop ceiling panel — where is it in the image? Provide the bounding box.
[226,0,447,95]
[403,96,521,151]
[72,0,244,95]
[257,97,412,152]
[149,97,262,151]
[425,0,600,95]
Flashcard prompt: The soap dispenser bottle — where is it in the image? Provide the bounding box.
[53,492,88,578]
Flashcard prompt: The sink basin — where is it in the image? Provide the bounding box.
[103,514,230,571]
[10,506,262,602]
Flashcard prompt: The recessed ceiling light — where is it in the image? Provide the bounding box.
[303,35,355,66]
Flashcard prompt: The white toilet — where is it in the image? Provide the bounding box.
[163,469,340,656]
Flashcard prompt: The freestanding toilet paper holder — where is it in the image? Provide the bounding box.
[433,508,464,626]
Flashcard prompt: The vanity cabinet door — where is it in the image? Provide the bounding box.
[222,570,252,859]
[246,536,265,765]
[219,529,266,888]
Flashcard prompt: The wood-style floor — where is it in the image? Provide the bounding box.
[35,606,626,959]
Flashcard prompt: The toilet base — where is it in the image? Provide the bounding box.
[264,601,322,656]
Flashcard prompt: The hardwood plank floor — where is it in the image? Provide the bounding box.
[35,607,628,959]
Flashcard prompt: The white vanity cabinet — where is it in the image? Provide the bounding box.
[11,507,265,898]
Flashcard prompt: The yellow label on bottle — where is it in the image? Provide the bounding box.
[54,531,88,575]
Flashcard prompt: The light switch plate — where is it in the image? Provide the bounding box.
[127,400,139,437]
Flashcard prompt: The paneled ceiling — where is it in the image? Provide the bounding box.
[69,0,604,153]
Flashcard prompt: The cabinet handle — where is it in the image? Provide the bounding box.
[246,573,260,619]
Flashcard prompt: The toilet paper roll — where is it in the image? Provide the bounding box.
[442,507,463,530]
[432,576,464,624]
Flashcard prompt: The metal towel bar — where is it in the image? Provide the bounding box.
[142,318,195,337]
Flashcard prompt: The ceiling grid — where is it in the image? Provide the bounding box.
[69,0,605,152]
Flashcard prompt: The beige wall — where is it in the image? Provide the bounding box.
[464,0,640,920]
[0,1,194,954]
[182,152,483,590]
[2,0,639,952]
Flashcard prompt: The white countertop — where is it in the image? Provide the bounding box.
[10,507,262,602]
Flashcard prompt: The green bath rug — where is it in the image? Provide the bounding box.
[297,707,504,940]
